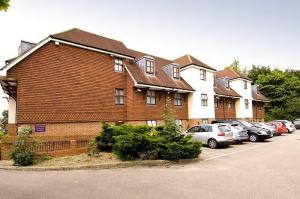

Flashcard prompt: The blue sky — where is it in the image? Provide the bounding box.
[0,0,299,113]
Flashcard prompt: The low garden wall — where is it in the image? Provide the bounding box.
[0,135,93,160]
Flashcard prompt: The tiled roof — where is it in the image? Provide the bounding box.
[216,69,252,81]
[214,81,241,98]
[173,54,217,71]
[252,90,269,102]
[51,28,133,58]
[126,49,194,91]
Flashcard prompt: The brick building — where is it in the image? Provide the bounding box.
[0,29,269,135]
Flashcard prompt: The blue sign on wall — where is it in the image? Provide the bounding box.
[35,124,46,133]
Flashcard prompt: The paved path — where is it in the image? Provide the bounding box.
[0,131,300,199]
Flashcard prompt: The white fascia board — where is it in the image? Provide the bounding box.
[180,65,216,73]
[0,37,52,75]
[135,83,194,93]
[233,77,252,83]
[253,99,270,102]
[124,65,138,85]
[215,94,241,99]
[51,38,134,60]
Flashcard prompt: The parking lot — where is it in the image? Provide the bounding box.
[0,130,299,199]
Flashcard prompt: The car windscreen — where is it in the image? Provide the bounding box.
[218,125,231,132]
[240,121,253,128]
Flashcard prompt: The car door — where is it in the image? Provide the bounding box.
[199,125,211,144]
[187,126,202,141]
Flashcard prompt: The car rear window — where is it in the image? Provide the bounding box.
[218,125,231,132]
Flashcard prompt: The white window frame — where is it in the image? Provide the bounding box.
[173,67,180,79]
[115,89,125,105]
[174,93,183,106]
[201,94,208,106]
[200,69,206,80]
[147,120,157,127]
[146,60,154,74]
[114,58,123,72]
[225,79,230,88]
[147,90,156,105]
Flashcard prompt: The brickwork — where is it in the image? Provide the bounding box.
[215,97,237,120]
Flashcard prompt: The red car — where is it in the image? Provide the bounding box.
[267,121,288,135]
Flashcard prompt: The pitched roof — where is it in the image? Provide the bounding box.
[173,54,217,71]
[51,28,133,58]
[252,90,269,102]
[214,81,241,98]
[216,69,252,81]
[126,49,194,91]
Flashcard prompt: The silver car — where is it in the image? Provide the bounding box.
[221,123,249,143]
[252,122,276,136]
[184,124,234,149]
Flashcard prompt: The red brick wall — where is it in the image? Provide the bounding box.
[6,41,189,134]
[215,97,237,120]
[252,101,265,121]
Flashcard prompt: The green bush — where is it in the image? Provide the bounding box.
[95,123,151,151]
[10,135,39,166]
[18,126,33,135]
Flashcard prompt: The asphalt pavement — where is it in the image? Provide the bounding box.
[0,130,299,199]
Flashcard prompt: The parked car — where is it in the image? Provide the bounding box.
[184,124,234,149]
[266,121,288,135]
[252,122,276,136]
[218,123,248,143]
[212,120,272,142]
[293,119,300,129]
[274,120,296,133]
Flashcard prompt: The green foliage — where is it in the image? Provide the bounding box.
[246,66,300,120]
[225,58,241,72]
[10,135,39,166]
[0,130,6,138]
[0,110,8,130]
[95,122,151,151]
[0,0,10,11]
[18,126,33,135]
[86,139,99,156]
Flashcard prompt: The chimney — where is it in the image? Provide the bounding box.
[18,40,36,55]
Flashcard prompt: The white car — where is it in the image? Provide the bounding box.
[274,120,296,133]
[221,123,249,143]
[184,124,234,149]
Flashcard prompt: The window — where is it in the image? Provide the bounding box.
[214,98,218,108]
[174,93,183,106]
[114,58,123,72]
[201,125,212,132]
[200,69,206,80]
[188,126,200,133]
[244,99,249,109]
[147,120,157,127]
[201,94,208,106]
[173,67,180,79]
[147,90,156,105]
[227,99,232,109]
[146,60,154,74]
[115,89,124,105]
[202,119,209,124]
[175,120,183,127]
[225,79,230,88]
[244,80,247,89]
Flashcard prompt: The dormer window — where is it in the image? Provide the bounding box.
[146,60,154,74]
[114,58,123,72]
[173,67,180,79]
[225,79,230,88]
[200,69,206,80]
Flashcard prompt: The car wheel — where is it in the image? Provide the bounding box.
[208,139,218,149]
[249,134,258,142]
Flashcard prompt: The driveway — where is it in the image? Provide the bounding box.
[0,131,299,199]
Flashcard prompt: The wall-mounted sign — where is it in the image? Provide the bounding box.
[35,124,46,133]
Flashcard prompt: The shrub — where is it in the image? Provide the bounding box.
[95,123,151,151]
[86,139,99,156]
[0,129,7,138]
[10,135,39,166]
[18,126,33,135]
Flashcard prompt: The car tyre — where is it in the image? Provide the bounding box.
[249,134,258,142]
[208,139,218,149]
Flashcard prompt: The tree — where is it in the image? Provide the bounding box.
[0,110,8,128]
[0,0,10,11]
[247,65,272,84]
[225,58,241,72]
